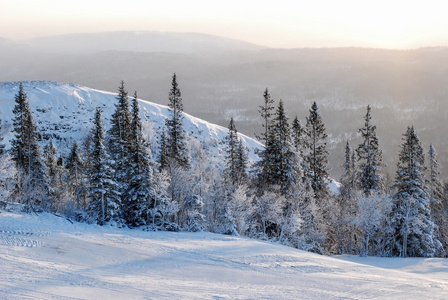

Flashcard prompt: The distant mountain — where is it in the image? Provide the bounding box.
[0,81,261,164]
[1,34,447,179]
[21,31,267,54]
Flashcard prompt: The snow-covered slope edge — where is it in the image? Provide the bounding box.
[0,81,262,163]
[1,209,447,299]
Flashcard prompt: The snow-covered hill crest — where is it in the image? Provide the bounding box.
[0,81,262,162]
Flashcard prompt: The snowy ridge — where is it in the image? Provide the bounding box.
[0,81,262,163]
[1,209,447,299]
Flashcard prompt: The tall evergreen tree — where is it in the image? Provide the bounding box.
[427,144,447,256]
[88,107,121,225]
[257,88,275,145]
[107,81,132,202]
[356,105,383,195]
[257,100,298,195]
[10,83,47,210]
[123,92,154,227]
[391,126,439,257]
[223,117,247,187]
[165,73,189,168]
[340,141,356,199]
[108,81,132,157]
[304,102,330,199]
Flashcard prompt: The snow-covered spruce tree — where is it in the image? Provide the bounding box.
[108,81,132,158]
[257,100,298,195]
[165,73,189,168]
[427,144,447,256]
[340,141,357,200]
[107,81,132,214]
[10,83,48,211]
[161,74,191,228]
[66,141,86,210]
[337,141,360,254]
[87,107,121,226]
[223,117,248,187]
[356,105,383,196]
[123,92,154,227]
[256,88,275,145]
[304,102,330,199]
[391,126,440,257]
[303,102,337,253]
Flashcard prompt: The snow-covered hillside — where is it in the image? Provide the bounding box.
[0,81,261,162]
[1,209,447,299]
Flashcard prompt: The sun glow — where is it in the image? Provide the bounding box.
[1,0,448,48]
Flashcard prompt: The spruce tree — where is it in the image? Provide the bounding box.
[107,81,132,207]
[340,141,356,199]
[356,105,383,195]
[427,144,447,256]
[108,81,132,158]
[257,100,298,195]
[124,92,154,227]
[223,117,247,187]
[10,83,47,210]
[165,73,189,168]
[88,107,121,225]
[391,126,439,257]
[304,102,330,199]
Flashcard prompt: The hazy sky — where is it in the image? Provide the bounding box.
[2,0,448,48]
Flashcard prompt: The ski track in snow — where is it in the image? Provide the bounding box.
[1,210,448,299]
[0,226,50,248]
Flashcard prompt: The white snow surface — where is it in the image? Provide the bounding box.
[0,81,262,162]
[1,210,448,299]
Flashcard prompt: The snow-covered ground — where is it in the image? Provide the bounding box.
[1,209,447,299]
[0,81,262,161]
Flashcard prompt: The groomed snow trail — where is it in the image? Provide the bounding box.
[0,211,447,299]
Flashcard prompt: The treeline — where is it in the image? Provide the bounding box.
[0,76,447,258]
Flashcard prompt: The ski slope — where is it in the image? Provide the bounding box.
[1,209,447,299]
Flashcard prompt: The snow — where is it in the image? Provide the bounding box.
[0,81,262,162]
[1,209,447,299]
